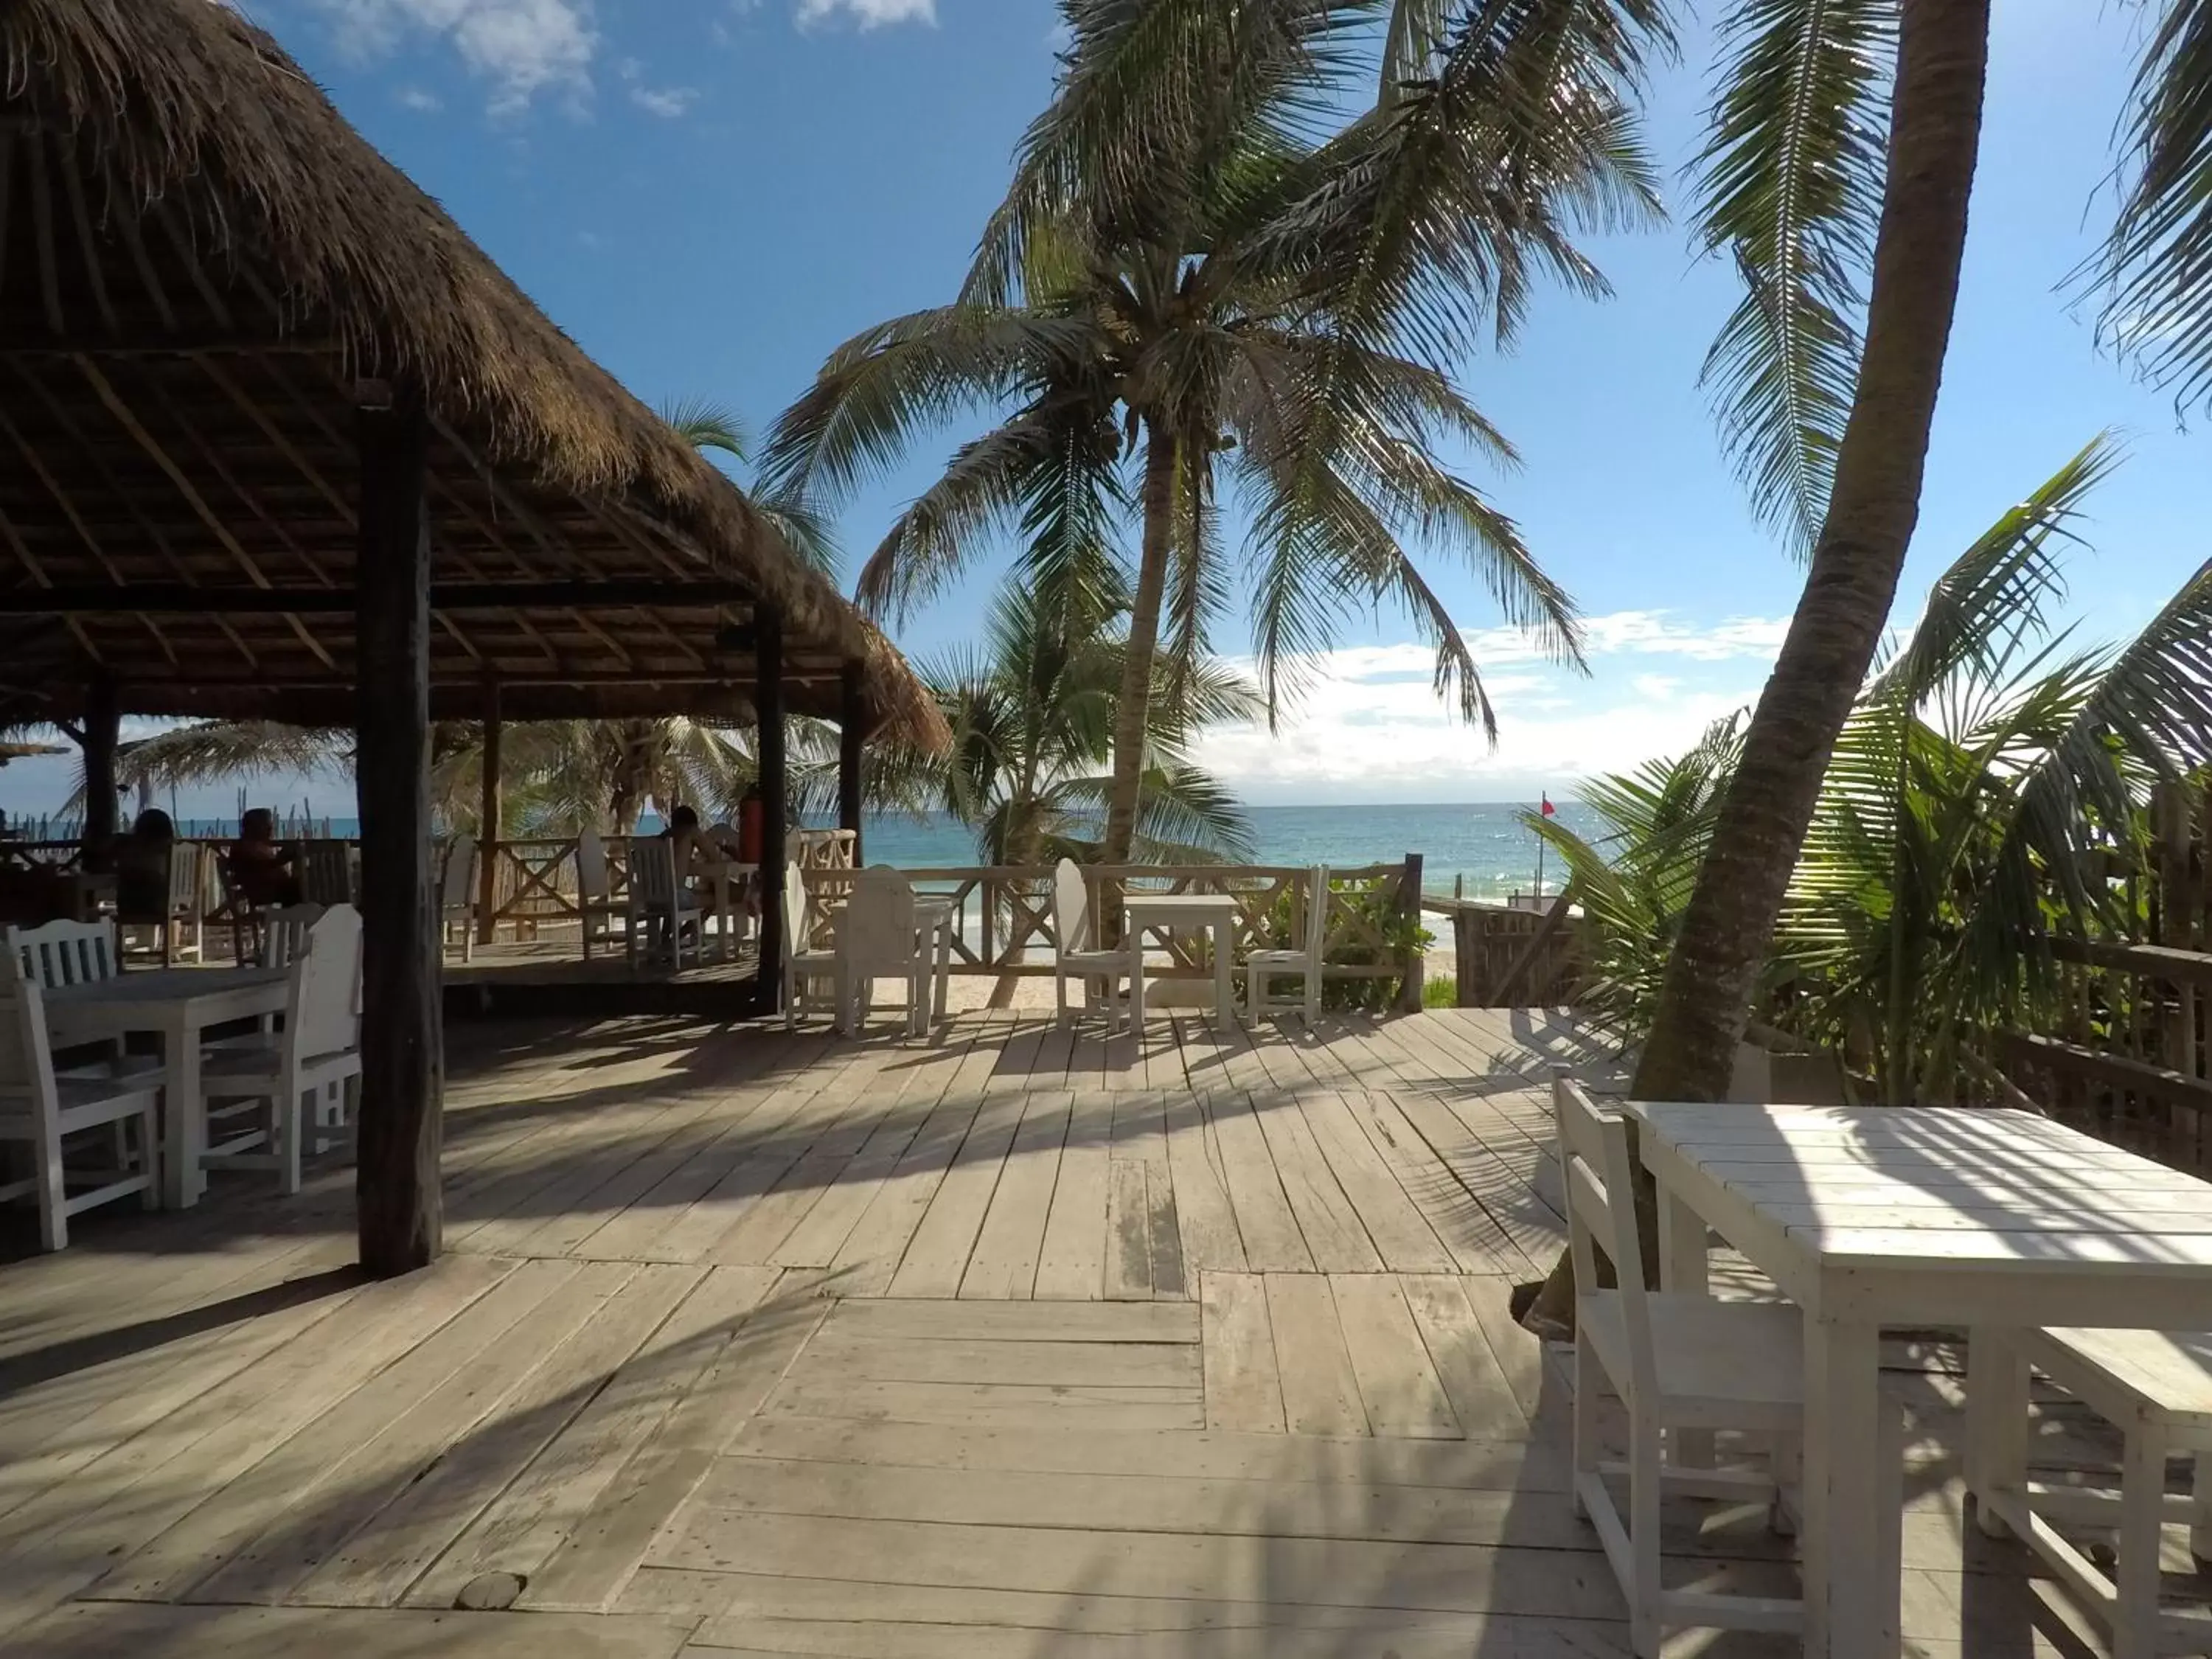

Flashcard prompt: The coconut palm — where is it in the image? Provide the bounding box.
[765,0,1674,863]
[657,397,841,580]
[1532,438,2212,1111]
[1630,0,2212,1116]
[924,579,1258,872]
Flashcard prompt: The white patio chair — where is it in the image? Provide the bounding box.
[254,902,324,969]
[782,863,838,1030]
[574,829,625,961]
[835,864,928,1037]
[439,833,479,961]
[0,954,161,1251]
[625,835,698,971]
[7,917,119,990]
[1248,863,1329,1023]
[160,841,204,966]
[1553,1071,1894,1657]
[297,838,355,908]
[2001,1327,2212,1659]
[1049,858,1136,1032]
[200,905,362,1195]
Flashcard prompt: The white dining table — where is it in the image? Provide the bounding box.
[45,966,288,1208]
[1121,893,1239,1024]
[693,858,757,964]
[1631,1100,2212,1659]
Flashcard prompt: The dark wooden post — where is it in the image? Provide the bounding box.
[79,676,119,860]
[354,383,442,1276]
[838,660,866,867]
[752,606,787,1018]
[476,681,502,945]
[1394,852,1425,1013]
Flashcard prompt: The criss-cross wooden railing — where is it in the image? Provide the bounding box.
[801,860,1424,1000]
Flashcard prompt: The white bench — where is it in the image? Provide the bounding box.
[2014,1326,2212,1659]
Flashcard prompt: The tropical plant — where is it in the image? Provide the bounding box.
[1531,439,2212,1110]
[764,0,1677,864]
[920,577,1258,870]
[657,397,841,579]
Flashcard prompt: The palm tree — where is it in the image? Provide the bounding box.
[925,580,1257,872]
[914,573,1257,1004]
[1532,440,2212,1113]
[765,0,1674,863]
[657,397,841,579]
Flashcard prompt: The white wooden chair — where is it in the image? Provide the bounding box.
[297,839,355,908]
[781,864,838,1029]
[574,830,625,960]
[254,902,324,969]
[1049,859,1136,1032]
[160,841,204,966]
[199,905,362,1195]
[835,865,928,1036]
[7,917,119,990]
[1248,863,1328,1022]
[1554,1072,1893,1656]
[1999,1327,2212,1658]
[0,954,161,1251]
[439,833,479,961]
[625,835,698,971]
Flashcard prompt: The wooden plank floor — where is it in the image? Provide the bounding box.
[0,1007,2160,1655]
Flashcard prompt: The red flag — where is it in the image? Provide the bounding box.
[1540,793,1556,817]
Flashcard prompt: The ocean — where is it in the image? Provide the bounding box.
[860,801,1596,902]
[45,801,1597,904]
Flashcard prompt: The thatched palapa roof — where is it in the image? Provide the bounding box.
[0,0,947,745]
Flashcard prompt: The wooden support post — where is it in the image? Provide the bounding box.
[1395,852,1425,1013]
[476,681,502,945]
[752,605,787,1018]
[838,659,865,867]
[78,675,119,860]
[353,383,442,1277]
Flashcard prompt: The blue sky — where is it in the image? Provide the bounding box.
[2,0,2199,819]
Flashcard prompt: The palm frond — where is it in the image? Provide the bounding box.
[1690,0,1895,550]
[656,397,752,462]
[2098,0,2212,412]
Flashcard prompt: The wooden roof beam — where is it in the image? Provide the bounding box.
[0,578,764,613]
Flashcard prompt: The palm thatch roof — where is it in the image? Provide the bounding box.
[0,0,947,747]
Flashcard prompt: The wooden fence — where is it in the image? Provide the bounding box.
[801,860,1427,1007]
[1431,894,1581,1006]
[1999,779,2212,1175]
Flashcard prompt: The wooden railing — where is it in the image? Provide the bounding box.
[2003,933,2212,1175]
[803,859,1427,1005]
[1431,894,1582,1006]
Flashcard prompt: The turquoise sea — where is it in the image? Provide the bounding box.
[51,800,1599,905]
[860,801,1599,902]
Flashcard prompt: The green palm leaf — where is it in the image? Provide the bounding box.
[1691,0,1895,551]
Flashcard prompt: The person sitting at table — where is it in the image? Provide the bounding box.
[113,807,178,925]
[227,808,300,908]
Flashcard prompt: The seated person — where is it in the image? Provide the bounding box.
[227,807,301,908]
[113,807,178,925]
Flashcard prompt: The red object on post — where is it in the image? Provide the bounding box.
[738,796,764,864]
[1540,794,1556,818]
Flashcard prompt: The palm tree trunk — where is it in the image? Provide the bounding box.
[1525,0,1991,1335]
[1102,426,1179,866]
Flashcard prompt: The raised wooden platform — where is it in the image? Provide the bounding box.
[443,935,761,1020]
[0,1008,2177,1655]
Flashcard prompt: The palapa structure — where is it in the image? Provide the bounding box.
[0,0,947,1272]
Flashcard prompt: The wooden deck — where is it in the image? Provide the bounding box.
[0,1008,2166,1656]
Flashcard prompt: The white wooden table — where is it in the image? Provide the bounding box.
[45,967,288,1208]
[1632,1101,2212,1659]
[1121,893,1238,1023]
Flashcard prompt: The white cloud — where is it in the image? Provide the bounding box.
[1185,608,1784,801]
[629,84,698,117]
[316,0,597,114]
[796,0,936,29]
[395,86,442,111]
